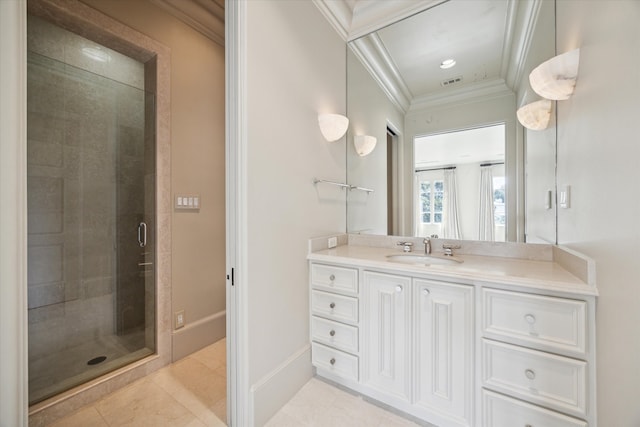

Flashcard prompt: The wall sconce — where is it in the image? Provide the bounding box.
[354,135,377,156]
[318,114,349,142]
[529,48,580,101]
[517,99,552,130]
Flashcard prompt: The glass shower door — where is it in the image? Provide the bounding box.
[27,48,156,405]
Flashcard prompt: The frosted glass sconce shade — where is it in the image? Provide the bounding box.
[529,49,580,100]
[318,114,349,142]
[354,135,377,156]
[517,99,552,130]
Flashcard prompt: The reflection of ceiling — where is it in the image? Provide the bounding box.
[317,0,539,112]
[414,124,505,169]
[376,0,510,101]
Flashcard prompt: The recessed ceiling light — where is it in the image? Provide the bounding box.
[82,47,111,63]
[440,59,456,69]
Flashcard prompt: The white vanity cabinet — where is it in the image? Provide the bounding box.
[308,253,596,427]
[414,279,474,425]
[309,263,360,384]
[480,288,595,426]
[311,262,474,427]
[361,271,412,402]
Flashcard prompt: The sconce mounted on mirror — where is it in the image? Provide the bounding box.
[517,99,552,131]
[354,135,377,157]
[529,49,580,101]
[318,113,349,142]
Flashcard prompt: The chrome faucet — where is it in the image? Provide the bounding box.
[424,234,438,255]
[423,237,432,255]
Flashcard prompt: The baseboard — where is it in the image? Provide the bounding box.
[171,310,226,361]
[251,344,313,426]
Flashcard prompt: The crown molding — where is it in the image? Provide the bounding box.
[408,79,513,113]
[149,0,224,46]
[505,0,543,93]
[314,0,445,41]
[349,33,412,113]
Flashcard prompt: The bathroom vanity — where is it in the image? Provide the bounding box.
[308,235,597,427]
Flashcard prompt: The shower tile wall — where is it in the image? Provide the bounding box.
[27,15,151,403]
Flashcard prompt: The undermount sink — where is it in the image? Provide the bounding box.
[386,253,463,265]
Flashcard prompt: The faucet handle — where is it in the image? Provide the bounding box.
[397,241,413,252]
[442,243,461,256]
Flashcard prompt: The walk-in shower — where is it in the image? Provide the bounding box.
[27,14,156,405]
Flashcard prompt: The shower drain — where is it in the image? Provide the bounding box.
[87,356,107,366]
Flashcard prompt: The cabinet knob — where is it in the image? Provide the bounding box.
[525,424,533,427]
[395,285,403,293]
[329,330,336,337]
[329,302,336,309]
[422,289,430,295]
[329,274,335,281]
[330,358,336,365]
[524,314,536,324]
[525,369,536,380]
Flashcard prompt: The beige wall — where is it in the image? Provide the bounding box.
[80,0,226,358]
[245,0,346,423]
[555,1,640,425]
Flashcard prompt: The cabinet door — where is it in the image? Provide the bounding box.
[363,271,411,402]
[414,279,473,425]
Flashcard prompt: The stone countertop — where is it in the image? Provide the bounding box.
[308,244,598,297]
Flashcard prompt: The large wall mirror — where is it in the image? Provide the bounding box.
[346,0,558,244]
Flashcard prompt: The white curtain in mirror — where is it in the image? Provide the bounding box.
[443,169,461,239]
[479,166,495,241]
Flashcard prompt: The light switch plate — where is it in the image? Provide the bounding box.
[175,194,200,210]
[559,185,571,209]
[328,236,337,248]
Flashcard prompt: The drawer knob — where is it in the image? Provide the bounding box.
[330,358,336,365]
[329,274,336,281]
[422,289,430,296]
[525,425,533,427]
[329,302,336,309]
[524,314,536,324]
[329,330,336,337]
[396,285,403,293]
[525,369,536,380]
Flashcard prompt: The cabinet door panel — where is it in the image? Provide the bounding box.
[414,279,473,425]
[363,271,411,402]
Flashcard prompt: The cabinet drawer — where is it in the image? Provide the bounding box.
[311,263,358,295]
[483,390,587,427]
[311,316,358,354]
[482,339,587,416]
[483,288,587,355]
[311,290,358,324]
[312,342,359,382]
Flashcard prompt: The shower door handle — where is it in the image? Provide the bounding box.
[138,222,147,248]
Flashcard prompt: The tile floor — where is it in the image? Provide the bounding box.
[48,338,421,426]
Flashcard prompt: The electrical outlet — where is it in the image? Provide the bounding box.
[175,310,185,329]
[328,236,337,249]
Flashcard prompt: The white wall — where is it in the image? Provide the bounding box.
[245,1,346,424]
[555,1,640,425]
[347,48,405,235]
[517,0,557,243]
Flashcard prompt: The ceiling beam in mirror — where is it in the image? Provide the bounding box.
[313,0,446,42]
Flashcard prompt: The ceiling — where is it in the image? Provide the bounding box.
[414,124,505,169]
[317,0,537,112]
[375,0,510,102]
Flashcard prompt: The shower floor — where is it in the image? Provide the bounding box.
[29,329,153,405]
